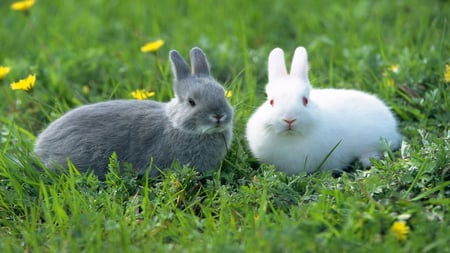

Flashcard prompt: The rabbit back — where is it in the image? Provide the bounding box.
[35,100,163,176]
[312,88,401,167]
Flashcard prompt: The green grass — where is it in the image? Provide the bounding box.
[1,0,449,252]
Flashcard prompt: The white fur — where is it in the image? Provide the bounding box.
[246,47,401,174]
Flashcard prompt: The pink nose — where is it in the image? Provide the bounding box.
[283,119,296,127]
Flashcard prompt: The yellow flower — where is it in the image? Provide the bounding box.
[444,63,450,83]
[11,0,35,11]
[388,64,400,73]
[390,221,410,241]
[11,74,36,91]
[131,89,155,100]
[140,40,164,53]
[225,90,233,98]
[0,66,11,79]
[386,79,395,87]
[82,85,90,95]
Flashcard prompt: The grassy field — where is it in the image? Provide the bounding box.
[0,0,449,252]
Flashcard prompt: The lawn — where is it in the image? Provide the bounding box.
[0,0,449,252]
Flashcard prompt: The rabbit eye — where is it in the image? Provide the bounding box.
[269,99,274,107]
[302,96,308,106]
[188,98,196,107]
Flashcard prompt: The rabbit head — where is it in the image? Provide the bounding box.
[167,47,233,134]
[263,47,317,135]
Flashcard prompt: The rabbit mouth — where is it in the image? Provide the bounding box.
[283,129,298,135]
[197,123,229,134]
[277,125,300,136]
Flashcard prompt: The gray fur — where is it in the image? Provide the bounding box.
[34,47,233,179]
[170,50,191,80]
[190,47,210,76]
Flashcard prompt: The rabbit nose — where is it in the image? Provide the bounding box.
[283,118,296,125]
[213,114,224,122]
[283,118,296,129]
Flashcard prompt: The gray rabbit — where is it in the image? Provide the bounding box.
[34,47,233,178]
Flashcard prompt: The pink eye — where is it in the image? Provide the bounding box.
[303,96,308,106]
[269,99,274,107]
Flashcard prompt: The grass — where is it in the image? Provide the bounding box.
[0,0,449,252]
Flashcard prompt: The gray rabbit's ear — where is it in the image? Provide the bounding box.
[190,47,211,77]
[170,50,191,80]
[268,48,288,82]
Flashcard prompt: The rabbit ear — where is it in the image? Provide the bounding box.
[170,50,191,80]
[190,47,210,77]
[268,48,288,82]
[289,47,309,80]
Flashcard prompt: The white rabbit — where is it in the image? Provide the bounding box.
[34,47,233,179]
[246,47,401,174]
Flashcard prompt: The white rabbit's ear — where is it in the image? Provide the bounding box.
[268,48,288,82]
[190,47,211,77]
[289,47,309,80]
[170,50,191,80]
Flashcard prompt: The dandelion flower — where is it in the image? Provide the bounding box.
[388,64,400,73]
[82,85,90,95]
[0,66,11,79]
[131,89,155,100]
[11,0,35,11]
[390,220,410,241]
[386,79,395,87]
[444,63,450,83]
[225,90,233,98]
[140,40,164,53]
[11,74,36,91]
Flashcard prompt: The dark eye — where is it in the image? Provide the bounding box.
[269,99,274,107]
[264,92,268,98]
[303,96,308,106]
[188,97,196,107]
